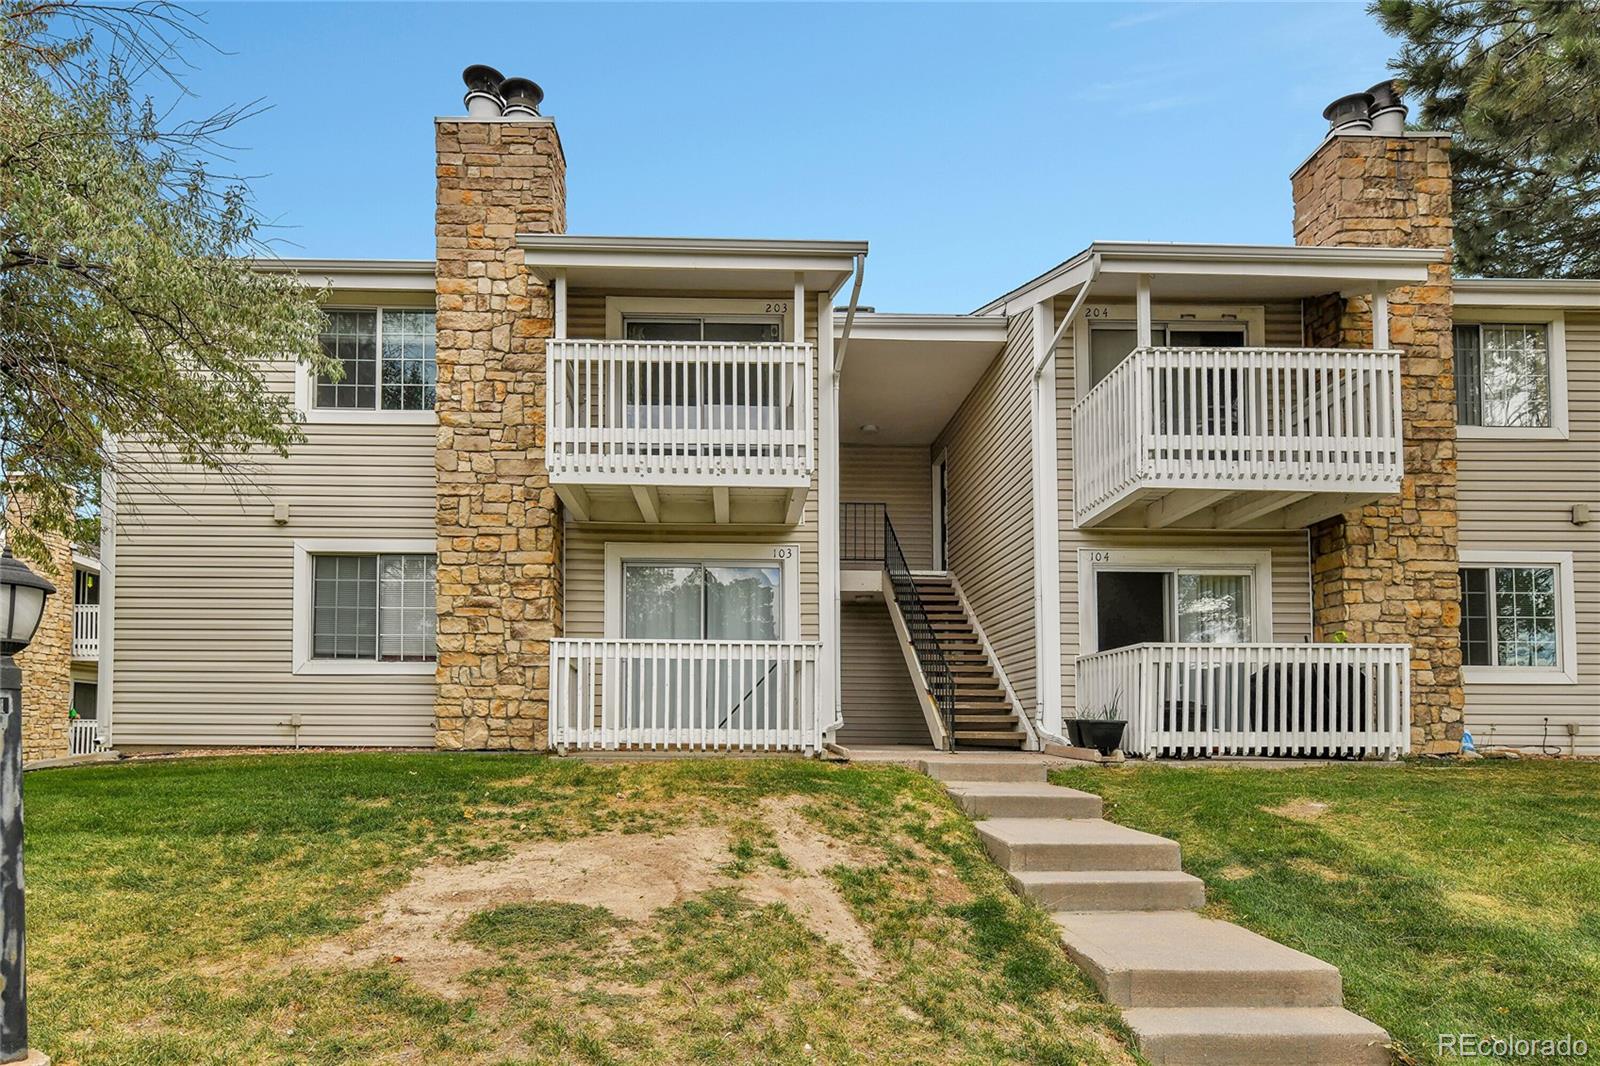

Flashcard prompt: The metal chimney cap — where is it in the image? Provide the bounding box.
[499,77,545,116]
[1323,92,1375,123]
[462,64,505,94]
[1366,79,1403,110]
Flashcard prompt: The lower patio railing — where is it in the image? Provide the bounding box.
[1075,642,1410,759]
[69,718,104,757]
[549,639,822,753]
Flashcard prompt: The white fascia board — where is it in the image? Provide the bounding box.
[518,235,867,283]
[1455,278,1600,309]
[251,258,436,291]
[976,242,1444,315]
[834,313,1010,344]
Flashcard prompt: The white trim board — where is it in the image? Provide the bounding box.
[1458,549,1579,686]
[292,538,438,676]
[601,540,803,641]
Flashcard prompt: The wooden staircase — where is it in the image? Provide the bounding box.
[911,574,1027,750]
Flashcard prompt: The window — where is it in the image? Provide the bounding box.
[1458,553,1577,682]
[1454,323,1550,428]
[1094,568,1254,650]
[1087,322,1247,387]
[622,562,781,641]
[315,309,436,412]
[311,553,436,662]
[1460,565,1557,668]
[624,316,782,344]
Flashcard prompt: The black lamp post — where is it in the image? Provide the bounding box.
[0,548,55,1066]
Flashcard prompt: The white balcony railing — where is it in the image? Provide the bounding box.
[69,718,104,757]
[1076,642,1410,759]
[1073,348,1404,525]
[547,340,814,485]
[550,639,822,753]
[73,603,100,660]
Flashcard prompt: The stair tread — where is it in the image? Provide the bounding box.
[1053,911,1341,978]
[978,817,1176,849]
[945,782,1100,803]
[1013,868,1200,886]
[1122,1005,1386,1036]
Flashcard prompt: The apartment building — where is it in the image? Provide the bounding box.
[101,73,1599,758]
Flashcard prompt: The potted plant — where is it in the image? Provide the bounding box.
[1078,694,1126,757]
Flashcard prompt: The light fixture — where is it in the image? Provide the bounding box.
[0,549,54,657]
[859,424,879,434]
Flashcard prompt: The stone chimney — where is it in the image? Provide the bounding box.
[1290,93,1463,755]
[433,70,565,750]
[3,492,75,763]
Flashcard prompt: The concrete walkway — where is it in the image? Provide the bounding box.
[923,755,1392,1065]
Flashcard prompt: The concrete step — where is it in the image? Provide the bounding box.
[1011,869,1205,911]
[946,781,1103,820]
[1121,1007,1391,1065]
[919,757,1048,784]
[955,731,1027,748]
[1053,911,1343,1008]
[976,818,1181,872]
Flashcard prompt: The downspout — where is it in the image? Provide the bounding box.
[1028,255,1097,750]
[1034,253,1100,377]
[821,253,866,737]
[833,253,867,375]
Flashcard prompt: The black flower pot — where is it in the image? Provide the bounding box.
[1079,720,1126,757]
[1064,719,1084,747]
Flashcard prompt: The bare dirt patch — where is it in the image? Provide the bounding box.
[1218,864,1253,881]
[1264,798,1332,822]
[293,798,883,994]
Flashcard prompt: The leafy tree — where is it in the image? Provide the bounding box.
[1373,0,1600,277]
[1,1,332,564]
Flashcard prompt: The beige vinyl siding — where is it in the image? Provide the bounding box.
[837,601,929,745]
[934,312,1038,712]
[842,445,934,569]
[561,290,822,642]
[1457,310,1600,754]
[1053,298,1315,712]
[113,295,439,747]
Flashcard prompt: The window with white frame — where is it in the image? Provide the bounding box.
[315,309,437,412]
[1454,322,1550,429]
[1457,552,1577,683]
[1081,549,1271,654]
[311,553,437,662]
[621,561,782,641]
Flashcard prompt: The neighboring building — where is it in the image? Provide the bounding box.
[103,75,1600,758]
[1,494,106,762]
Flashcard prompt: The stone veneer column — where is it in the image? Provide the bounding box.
[433,116,566,750]
[1292,132,1463,755]
[2,497,74,762]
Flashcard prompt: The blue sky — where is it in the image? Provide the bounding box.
[176,2,1401,311]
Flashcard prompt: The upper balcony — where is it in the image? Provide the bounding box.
[1074,346,1404,529]
[522,234,866,525]
[547,338,814,523]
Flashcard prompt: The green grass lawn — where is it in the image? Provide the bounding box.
[27,753,1141,1065]
[1052,760,1600,1066]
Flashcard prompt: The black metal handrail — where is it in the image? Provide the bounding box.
[844,502,955,749]
[841,501,887,562]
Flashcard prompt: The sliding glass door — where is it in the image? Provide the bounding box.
[1095,568,1253,652]
[620,561,784,736]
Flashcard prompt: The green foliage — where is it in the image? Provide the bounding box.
[1373,0,1600,277]
[459,900,625,952]
[0,1,332,563]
